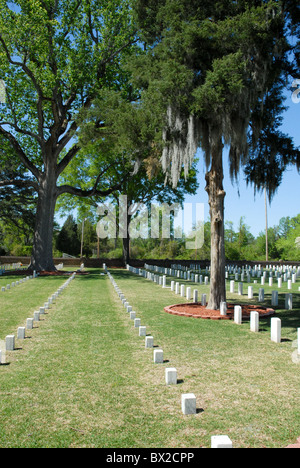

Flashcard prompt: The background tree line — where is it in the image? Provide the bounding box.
[1,212,299,262]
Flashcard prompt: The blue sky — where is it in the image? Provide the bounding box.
[184,87,300,238]
[58,85,299,240]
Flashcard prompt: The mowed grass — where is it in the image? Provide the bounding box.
[0,267,298,448]
[0,274,69,337]
[111,269,300,448]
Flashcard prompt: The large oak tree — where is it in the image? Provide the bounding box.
[0,0,136,270]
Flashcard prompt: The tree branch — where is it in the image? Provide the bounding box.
[0,34,45,99]
[0,120,41,143]
[57,167,133,198]
[0,126,41,180]
[0,178,39,190]
[56,143,80,177]
[57,181,122,198]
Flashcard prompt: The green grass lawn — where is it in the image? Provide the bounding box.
[0,267,299,448]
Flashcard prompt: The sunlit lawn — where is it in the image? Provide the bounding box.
[0,267,298,448]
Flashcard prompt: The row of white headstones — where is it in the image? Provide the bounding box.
[127,264,300,352]
[106,267,234,449]
[0,263,26,274]
[0,261,65,292]
[146,262,300,278]
[143,263,299,301]
[122,264,300,445]
[0,271,79,364]
[1,272,38,292]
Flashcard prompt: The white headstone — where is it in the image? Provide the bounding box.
[134,318,141,328]
[145,336,154,348]
[220,302,227,316]
[17,327,25,340]
[259,288,264,302]
[285,293,293,310]
[26,318,34,330]
[193,290,198,303]
[33,311,40,322]
[271,317,281,343]
[181,394,196,415]
[5,335,15,351]
[234,306,242,325]
[269,277,273,287]
[250,311,259,333]
[211,435,233,449]
[153,349,164,364]
[272,291,278,306]
[165,368,177,385]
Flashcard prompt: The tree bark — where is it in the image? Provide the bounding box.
[122,212,131,266]
[205,137,226,310]
[122,236,130,266]
[30,164,58,272]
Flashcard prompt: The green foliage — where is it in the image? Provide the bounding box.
[56,215,81,256]
[0,0,136,162]
[132,0,299,193]
[275,215,300,261]
[56,86,200,258]
[0,135,37,232]
[0,0,139,269]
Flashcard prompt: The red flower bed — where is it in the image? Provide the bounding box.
[164,303,275,320]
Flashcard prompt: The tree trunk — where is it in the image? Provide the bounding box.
[122,212,131,266]
[30,166,58,272]
[205,137,226,310]
[122,236,130,266]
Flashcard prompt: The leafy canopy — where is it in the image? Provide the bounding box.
[0,0,136,172]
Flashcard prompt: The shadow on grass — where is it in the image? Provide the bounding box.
[75,269,107,280]
[276,310,300,331]
[75,269,142,284]
[259,309,300,334]
[79,269,300,333]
